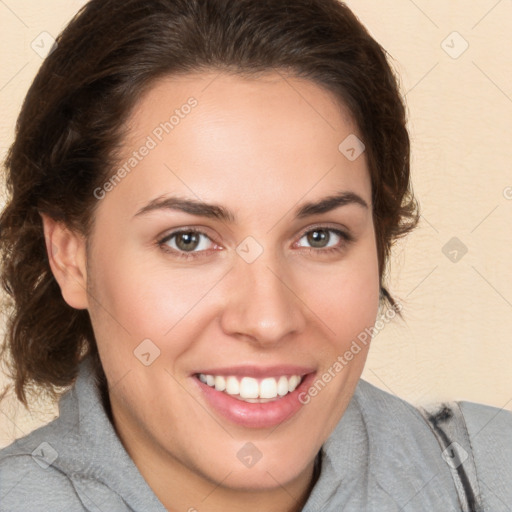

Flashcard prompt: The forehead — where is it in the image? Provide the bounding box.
[105,71,371,219]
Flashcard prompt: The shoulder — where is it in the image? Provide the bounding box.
[0,421,85,512]
[458,400,512,507]
[355,380,512,507]
[0,365,151,512]
[323,380,465,508]
[356,377,512,440]
[357,378,512,464]
[458,399,512,446]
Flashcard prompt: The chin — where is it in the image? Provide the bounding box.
[215,465,307,492]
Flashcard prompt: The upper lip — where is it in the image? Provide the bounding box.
[193,365,316,378]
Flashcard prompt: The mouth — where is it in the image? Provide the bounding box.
[191,366,317,428]
[195,373,305,403]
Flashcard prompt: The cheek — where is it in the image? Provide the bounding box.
[301,242,380,350]
[87,240,226,353]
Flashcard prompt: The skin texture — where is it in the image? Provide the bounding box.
[42,72,380,512]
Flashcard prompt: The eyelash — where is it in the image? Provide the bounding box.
[156,225,354,261]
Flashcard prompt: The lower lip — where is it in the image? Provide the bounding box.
[193,373,316,429]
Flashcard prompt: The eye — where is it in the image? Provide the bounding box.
[295,227,353,253]
[158,229,216,258]
[157,225,353,260]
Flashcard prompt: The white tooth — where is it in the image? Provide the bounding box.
[214,375,226,391]
[239,377,259,399]
[225,376,240,395]
[215,375,226,391]
[277,376,289,396]
[206,374,215,387]
[289,375,301,392]
[199,373,207,383]
[260,378,278,399]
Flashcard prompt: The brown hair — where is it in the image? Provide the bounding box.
[0,0,419,405]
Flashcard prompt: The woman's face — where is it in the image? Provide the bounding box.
[82,72,379,500]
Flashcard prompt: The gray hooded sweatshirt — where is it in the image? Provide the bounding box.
[1,357,511,511]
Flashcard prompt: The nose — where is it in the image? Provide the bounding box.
[219,253,306,347]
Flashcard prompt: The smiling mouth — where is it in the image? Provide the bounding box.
[195,373,306,403]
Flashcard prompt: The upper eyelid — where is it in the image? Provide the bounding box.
[159,227,214,244]
[297,223,351,238]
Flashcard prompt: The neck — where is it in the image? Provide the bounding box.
[154,452,319,512]
[116,417,321,512]
[106,383,324,512]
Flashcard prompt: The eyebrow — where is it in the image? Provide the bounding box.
[133,190,368,222]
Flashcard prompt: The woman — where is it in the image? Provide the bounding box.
[0,0,510,510]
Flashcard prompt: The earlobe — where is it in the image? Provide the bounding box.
[40,213,89,310]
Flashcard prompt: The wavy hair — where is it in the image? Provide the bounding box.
[0,0,419,405]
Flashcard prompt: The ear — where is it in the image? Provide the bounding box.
[40,213,89,310]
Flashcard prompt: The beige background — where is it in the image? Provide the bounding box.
[1,0,511,448]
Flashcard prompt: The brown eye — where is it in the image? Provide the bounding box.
[297,227,350,251]
[174,231,201,252]
[306,229,331,248]
[159,229,214,255]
